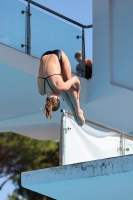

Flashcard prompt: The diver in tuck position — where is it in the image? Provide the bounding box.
[37,50,85,126]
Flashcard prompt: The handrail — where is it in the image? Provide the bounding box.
[62,110,133,141]
[24,0,92,78]
[25,0,93,29]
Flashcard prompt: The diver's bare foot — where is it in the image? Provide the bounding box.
[78,109,85,126]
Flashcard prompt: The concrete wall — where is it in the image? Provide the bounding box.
[82,0,133,134]
[111,0,133,90]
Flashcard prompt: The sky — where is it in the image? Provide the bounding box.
[0,0,92,199]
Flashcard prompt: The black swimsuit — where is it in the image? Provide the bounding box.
[38,50,62,94]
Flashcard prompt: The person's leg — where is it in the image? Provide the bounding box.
[60,92,78,124]
[67,86,85,126]
[61,51,85,125]
[61,51,72,82]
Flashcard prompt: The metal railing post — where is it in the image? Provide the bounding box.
[59,112,65,165]
[82,28,86,78]
[21,0,31,54]
[26,0,31,54]
[120,134,124,156]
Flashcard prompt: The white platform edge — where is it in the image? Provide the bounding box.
[21,155,133,186]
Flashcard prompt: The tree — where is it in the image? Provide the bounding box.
[7,193,24,200]
[0,132,59,200]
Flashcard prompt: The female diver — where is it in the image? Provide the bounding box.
[38,50,85,126]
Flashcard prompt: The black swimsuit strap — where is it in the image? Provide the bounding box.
[45,73,61,79]
[38,73,61,79]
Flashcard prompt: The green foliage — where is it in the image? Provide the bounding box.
[7,193,24,200]
[0,132,59,200]
[7,192,51,200]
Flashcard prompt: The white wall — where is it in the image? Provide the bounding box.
[82,0,133,134]
[111,0,133,90]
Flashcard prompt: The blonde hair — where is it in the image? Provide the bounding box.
[75,51,82,58]
[44,97,60,121]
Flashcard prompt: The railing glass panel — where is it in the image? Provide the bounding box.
[0,0,26,52]
[30,7,81,73]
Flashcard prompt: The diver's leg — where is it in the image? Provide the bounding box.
[61,52,85,125]
[60,92,78,124]
[67,86,85,126]
[61,51,72,81]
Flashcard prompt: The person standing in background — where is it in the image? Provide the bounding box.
[75,51,93,79]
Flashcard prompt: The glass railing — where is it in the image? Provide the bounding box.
[0,0,92,76]
[30,7,81,73]
[0,0,26,52]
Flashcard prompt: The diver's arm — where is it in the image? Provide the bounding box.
[56,76,80,93]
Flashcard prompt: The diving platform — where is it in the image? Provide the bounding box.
[21,155,133,200]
